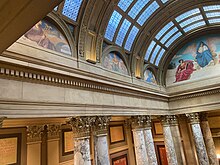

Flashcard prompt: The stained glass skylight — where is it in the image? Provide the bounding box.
[203,5,220,25]
[145,41,156,60]
[175,8,200,22]
[137,1,159,26]
[183,21,206,32]
[208,18,220,24]
[155,22,174,40]
[165,32,182,47]
[105,11,122,41]
[62,0,83,21]
[128,0,150,19]
[206,12,220,18]
[203,5,220,12]
[155,48,165,66]
[124,26,139,51]
[118,0,134,12]
[116,19,132,46]
[179,15,203,28]
[150,45,161,63]
[160,27,178,44]
[161,0,169,4]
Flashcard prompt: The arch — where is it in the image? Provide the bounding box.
[102,46,130,75]
[142,64,158,85]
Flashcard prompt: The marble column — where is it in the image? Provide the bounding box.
[143,116,158,165]
[0,116,6,128]
[186,113,209,165]
[160,115,178,165]
[200,113,219,165]
[131,116,149,165]
[93,116,111,165]
[170,116,186,165]
[68,116,95,165]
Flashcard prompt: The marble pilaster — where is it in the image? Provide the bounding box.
[143,116,158,165]
[131,116,149,165]
[68,116,95,165]
[161,115,178,165]
[93,116,111,165]
[186,113,209,165]
[170,116,186,165]
[200,113,219,165]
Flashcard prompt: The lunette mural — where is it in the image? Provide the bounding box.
[166,34,220,85]
[144,69,157,84]
[102,52,129,75]
[21,19,71,55]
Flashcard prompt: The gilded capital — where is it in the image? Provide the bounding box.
[47,124,61,139]
[130,116,145,129]
[186,113,200,124]
[27,125,44,142]
[0,117,6,128]
[170,115,179,126]
[67,116,95,138]
[93,116,111,135]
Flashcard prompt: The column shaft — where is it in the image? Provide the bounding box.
[144,128,158,165]
[133,128,149,165]
[200,118,219,165]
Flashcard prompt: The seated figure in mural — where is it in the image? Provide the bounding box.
[24,21,56,51]
[196,41,213,68]
[175,59,195,82]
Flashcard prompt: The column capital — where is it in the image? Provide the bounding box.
[143,115,152,129]
[130,116,145,129]
[27,125,44,142]
[47,124,61,140]
[170,115,179,126]
[200,112,208,122]
[0,116,7,128]
[67,116,95,138]
[160,115,172,126]
[186,113,200,124]
[93,116,111,135]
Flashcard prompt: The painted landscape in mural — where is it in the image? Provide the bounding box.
[103,52,128,75]
[144,69,157,84]
[21,19,71,55]
[166,34,220,85]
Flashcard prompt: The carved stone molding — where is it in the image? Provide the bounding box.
[27,125,44,142]
[130,116,145,129]
[93,116,111,135]
[186,113,200,124]
[143,115,152,128]
[170,115,179,126]
[0,116,6,128]
[67,116,95,138]
[47,124,61,139]
[160,115,172,126]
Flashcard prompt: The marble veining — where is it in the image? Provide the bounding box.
[144,129,158,165]
[133,129,149,165]
[163,126,178,165]
[74,138,91,165]
[200,121,218,165]
[191,124,209,165]
[95,135,110,165]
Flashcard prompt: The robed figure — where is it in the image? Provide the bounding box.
[196,41,213,67]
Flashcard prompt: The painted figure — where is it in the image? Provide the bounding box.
[175,59,195,82]
[196,42,213,67]
[145,70,157,84]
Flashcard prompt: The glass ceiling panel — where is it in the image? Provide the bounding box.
[203,5,220,12]
[118,0,134,12]
[150,45,161,63]
[116,19,132,46]
[209,18,220,24]
[137,1,159,26]
[155,22,174,40]
[161,0,169,3]
[62,0,83,21]
[104,11,122,41]
[165,32,182,47]
[145,41,156,61]
[183,21,206,32]
[155,48,165,66]
[206,12,220,18]
[128,0,150,19]
[124,26,139,51]
[160,27,178,44]
[179,15,203,28]
[175,8,200,22]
